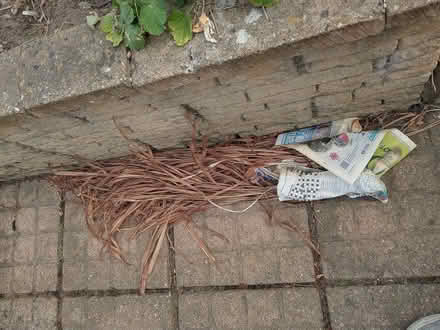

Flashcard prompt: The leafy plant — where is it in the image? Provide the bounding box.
[248,0,279,8]
[168,8,192,46]
[87,0,193,51]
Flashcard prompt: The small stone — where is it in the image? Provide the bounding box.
[236,29,249,44]
[245,8,263,24]
[78,1,92,9]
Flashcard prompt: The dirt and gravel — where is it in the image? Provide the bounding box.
[0,0,110,52]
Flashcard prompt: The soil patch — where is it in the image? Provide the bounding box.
[0,0,110,52]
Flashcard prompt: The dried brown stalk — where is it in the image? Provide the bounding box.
[51,108,439,292]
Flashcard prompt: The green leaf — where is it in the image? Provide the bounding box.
[113,0,135,7]
[99,14,114,33]
[138,0,167,36]
[168,9,192,46]
[86,15,100,27]
[106,30,124,46]
[175,0,185,7]
[124,23,146,50]
[120,1,135,25]
[248,0,278,7]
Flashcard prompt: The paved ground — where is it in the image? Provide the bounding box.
[0,130,439,329]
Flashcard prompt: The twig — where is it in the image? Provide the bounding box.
[262,6,270,20]
[406,119,440,136]
[0,5,11,11]
[209,8,218,33]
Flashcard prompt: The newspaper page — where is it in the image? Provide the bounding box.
[367,129,416,177]
[275,118,361,146]
[288,131,386,184]
[277,168,388,203]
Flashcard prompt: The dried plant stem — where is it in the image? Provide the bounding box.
[51,108,438,291]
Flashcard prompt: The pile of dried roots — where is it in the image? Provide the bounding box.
[51,107,440,293]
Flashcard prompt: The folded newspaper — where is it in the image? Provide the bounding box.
[276,118,362,145]
[367,129,417,177]
[277,168,388,203]
[284,131,386,184]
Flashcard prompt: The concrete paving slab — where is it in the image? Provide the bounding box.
[18,179,60,207]
[174,202,314,287]
[0,210,16,236]
[1,126,440,328]
[62,295,173,330]
[0,183,17,208]
[179,288,322,329]
[0,297,58,329]
[63,196,169,290]
[328,285,440,329]
[315,132,440,280]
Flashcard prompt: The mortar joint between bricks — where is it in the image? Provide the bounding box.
[306,203,332,330]
[167,226,180,329]
[56,193,66,330]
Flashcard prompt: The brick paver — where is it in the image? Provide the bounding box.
[0,131,439,329]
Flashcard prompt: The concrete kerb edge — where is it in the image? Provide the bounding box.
[0,0,388,118]
[3,0,440,117]
[0,1,440,182]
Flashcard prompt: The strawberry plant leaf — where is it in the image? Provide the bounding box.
[124,23,146,50]
[106,30,124,46]
[138,0,167,36]
[248,0,278,8]
[168,8,192,46]
[99,14,114,33]
[120,1,135,25]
